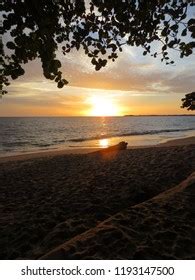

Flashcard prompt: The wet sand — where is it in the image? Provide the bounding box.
[0,136,194,163]
[0,137,195,259]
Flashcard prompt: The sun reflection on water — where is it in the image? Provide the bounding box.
[99,139,109,148]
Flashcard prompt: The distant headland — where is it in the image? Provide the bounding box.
[124,114,195,117]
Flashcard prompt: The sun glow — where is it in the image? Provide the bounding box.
[99,139,109,148]
[88,96,121,116]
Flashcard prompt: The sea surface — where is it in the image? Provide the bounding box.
[0,116,195,156]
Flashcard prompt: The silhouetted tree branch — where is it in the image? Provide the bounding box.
[181,92,195,110]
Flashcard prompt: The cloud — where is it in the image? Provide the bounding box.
[7,41,194,96]
[161,72,195,93]
[56,45,194,94]
[1,38,194,116]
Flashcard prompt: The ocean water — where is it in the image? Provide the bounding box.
[0,116,194,156]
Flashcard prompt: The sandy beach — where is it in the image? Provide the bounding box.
[1,136,195,163]
[0,136,195,259]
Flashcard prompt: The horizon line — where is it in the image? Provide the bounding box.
[0,114,195,118]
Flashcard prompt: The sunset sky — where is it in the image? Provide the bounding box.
[1,37,195,116]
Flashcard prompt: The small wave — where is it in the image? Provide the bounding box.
[32,143,52,147]
[2,141,29,147]
[69,138,88,142]
[69,145,100,148]
[68,128,194,142]
[53,140,65,144]
[120,128,194,137]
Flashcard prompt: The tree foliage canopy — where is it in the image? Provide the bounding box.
[1,0,195,109]
[181,92,195,110]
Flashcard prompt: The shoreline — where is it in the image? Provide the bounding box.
[0,136,194,163]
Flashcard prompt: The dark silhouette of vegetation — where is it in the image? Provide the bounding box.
[1,0,195,109]
[181,92,195,110]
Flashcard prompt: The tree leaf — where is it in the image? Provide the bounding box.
[6,41,15,49]
[181,29,187,36]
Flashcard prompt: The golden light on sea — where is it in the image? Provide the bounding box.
[87,96,121,116]
[99,139,109,148]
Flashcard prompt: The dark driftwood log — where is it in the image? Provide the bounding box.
[90,141,128,155]
[106,141,128,151]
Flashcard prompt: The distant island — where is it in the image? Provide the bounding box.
[124,114,195,117]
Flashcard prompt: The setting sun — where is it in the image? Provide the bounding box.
[88,96,121,116]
